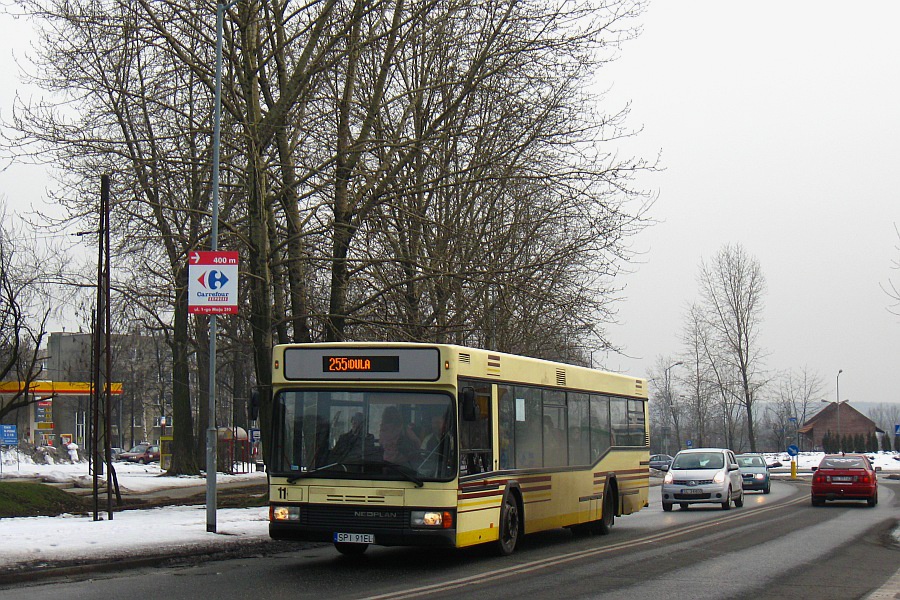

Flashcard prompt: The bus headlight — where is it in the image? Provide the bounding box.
[411,510,453,529]
[270,505,300,521]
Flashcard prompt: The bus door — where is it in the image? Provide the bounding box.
[458,379,493,477]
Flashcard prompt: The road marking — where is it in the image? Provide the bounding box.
[365,494,809,600]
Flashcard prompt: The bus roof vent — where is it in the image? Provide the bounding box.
[459,353,471,363]
[556,369,566,386]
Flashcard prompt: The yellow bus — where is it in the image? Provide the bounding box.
[264,342,649,555]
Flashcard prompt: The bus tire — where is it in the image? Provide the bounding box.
[334,542,368,556]
[496,491,521,556]
[596,483,616,535]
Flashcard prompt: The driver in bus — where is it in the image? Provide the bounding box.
[379,406,421,466]
[330,412,374,461]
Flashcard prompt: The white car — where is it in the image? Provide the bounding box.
[661,448,744,511]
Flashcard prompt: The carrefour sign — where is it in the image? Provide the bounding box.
[188,251,239,314]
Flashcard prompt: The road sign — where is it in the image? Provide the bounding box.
[0,424,17,445]
[787,444,799,456]
[188,251,239,314]
[895,424,900,436]
[686,440,693,448]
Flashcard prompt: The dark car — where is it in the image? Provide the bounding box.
[811,454,877,507]
[736,453,770,493]
[120,443,160,464]
[649,453,673,471]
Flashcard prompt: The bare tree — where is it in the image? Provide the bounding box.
[648,356,684,453]
[698,243,766,451]
[772,368,822,451]
[0,202,65,421]
[680,303,718,448]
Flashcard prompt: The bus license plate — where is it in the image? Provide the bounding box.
[334,532,374,544]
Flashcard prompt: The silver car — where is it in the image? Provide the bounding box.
[661,448,744,511]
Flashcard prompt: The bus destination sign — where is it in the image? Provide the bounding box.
[283,347,440,381]
[324,356,400,373]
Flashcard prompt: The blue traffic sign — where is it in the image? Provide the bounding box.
[686,440,693,448]
[0,424,18,446]
[895,424,900,436]
[787,444,799,456]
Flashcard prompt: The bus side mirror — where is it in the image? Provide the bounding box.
[461,387,477,422]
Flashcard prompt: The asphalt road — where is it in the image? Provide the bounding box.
[4,479,898,600]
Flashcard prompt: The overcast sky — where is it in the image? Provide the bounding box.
[1,2,899,407]
[598,1,900,406]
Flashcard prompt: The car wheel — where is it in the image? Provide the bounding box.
[721,487,732,510]
[662,502,673,512]
[734,489,744,508]
[867,494,876,507]
[763,484,771,494]
[334,542,368,556]
[496,492,521,556]
[139,458,146,464]
[811,495,824,506]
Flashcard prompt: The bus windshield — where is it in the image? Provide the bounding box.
[272,390,456,482]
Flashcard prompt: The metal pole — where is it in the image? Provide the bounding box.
[206,1,226,534]
[836,369,842,453]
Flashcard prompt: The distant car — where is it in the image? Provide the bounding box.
[736,453,770,494]
[649,454,673,471]
[120,443,160,464]
[811,454,877,507]
[110,447,125,461]
[661,448,744,511]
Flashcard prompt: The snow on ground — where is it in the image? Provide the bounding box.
[1,448,270,570]
[1,448,898,570]
[0,448,266,492]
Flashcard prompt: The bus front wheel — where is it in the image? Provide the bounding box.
[496,492,521,556]
[334,542,368,556]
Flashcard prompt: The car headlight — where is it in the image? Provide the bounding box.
[270,505,300,521]
[663,472,674,484]
[713,471,726,484]
[411,510,453,529]
[754,473,765,480]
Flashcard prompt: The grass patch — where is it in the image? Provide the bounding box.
[0,482,87,518]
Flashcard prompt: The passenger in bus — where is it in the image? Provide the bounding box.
[421,414,447,455]
[379,406,421,466]
[419,413,448,475]
[305,415,331,468]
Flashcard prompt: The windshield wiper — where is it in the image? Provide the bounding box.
[286,461,347,483]
[378,461,424,487]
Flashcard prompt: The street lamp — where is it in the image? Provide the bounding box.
[662,362,682,450]
[822,369,844,453]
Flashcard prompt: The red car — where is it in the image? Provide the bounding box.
[811,454,878,507]
[120,443,160,464]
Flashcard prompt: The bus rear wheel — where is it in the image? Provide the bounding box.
[334,542,368,556]
[496,493,521,556]
[595,484,615,535]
